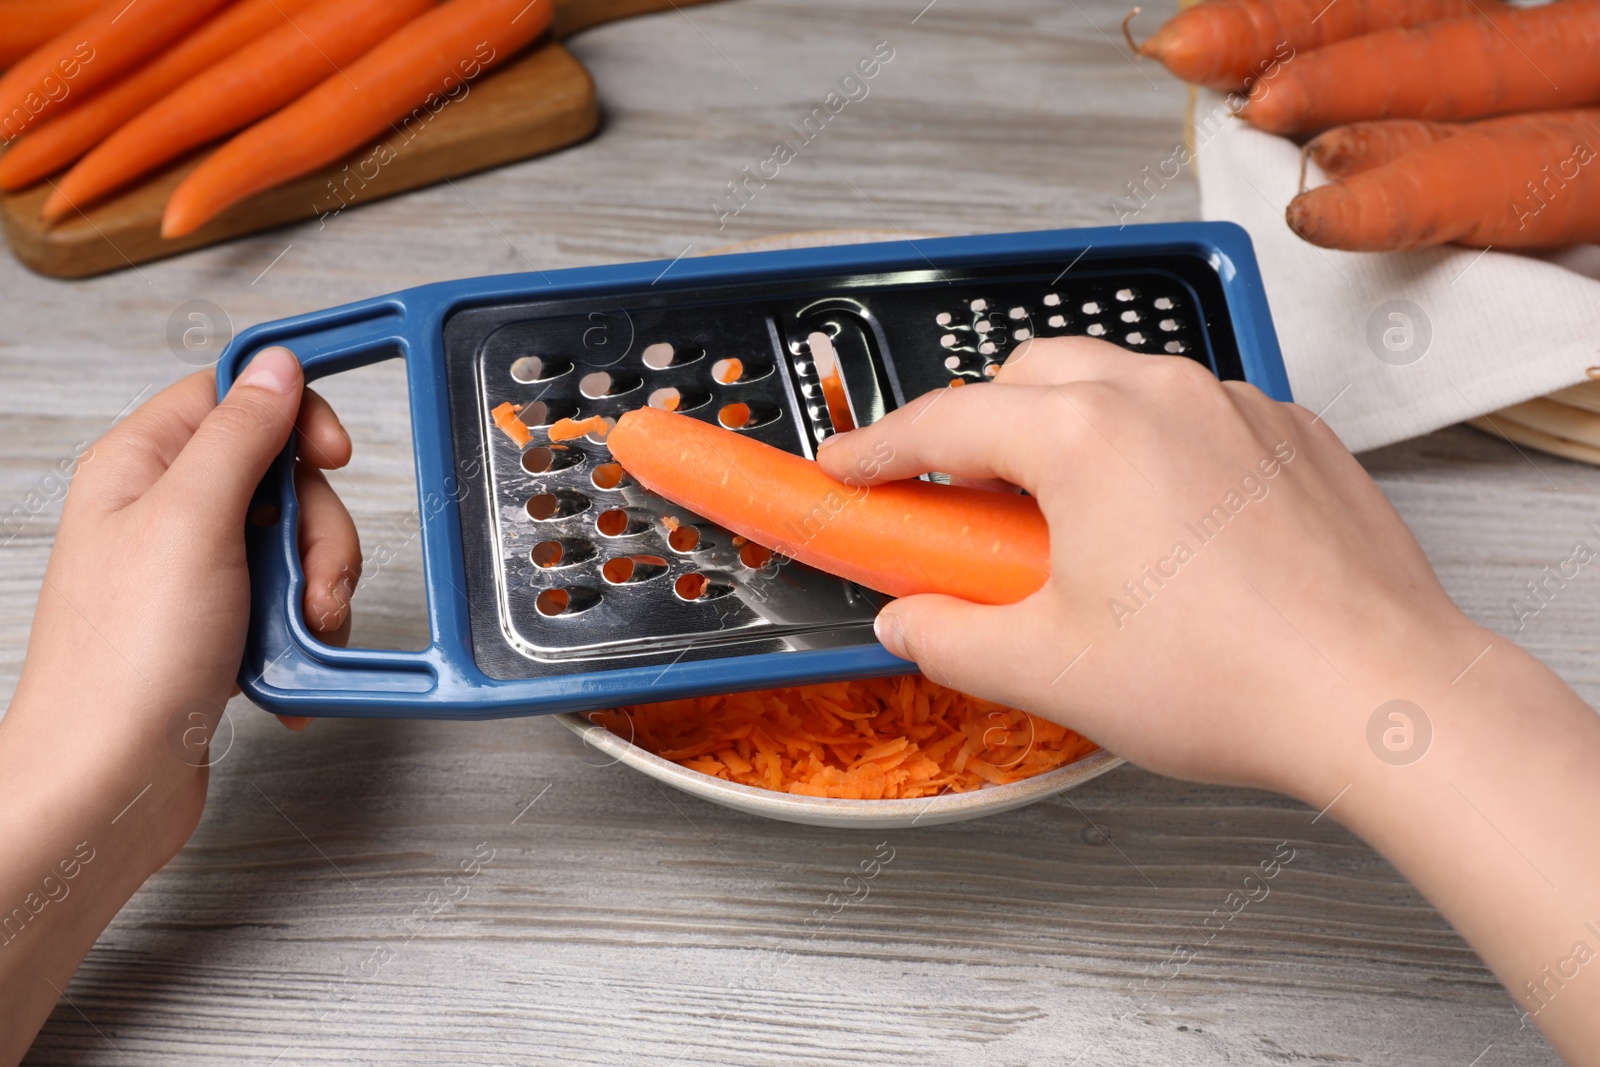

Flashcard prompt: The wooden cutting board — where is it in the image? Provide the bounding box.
[0,0,719,278]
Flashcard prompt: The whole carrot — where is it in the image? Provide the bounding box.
[606,406,1051,605]
[1304,119,1457,181]
[162,0,555,237]
[0,0,324,191]
[1286,110,1600,250]
[1243,1,1600,135]
[0,0,229,143]
[41,0,435,219]
[0,0,107,67]
[1129,0,1496,92]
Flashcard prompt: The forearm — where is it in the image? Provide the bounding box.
[1325,631,1600,1061]
[0,710,181,1066]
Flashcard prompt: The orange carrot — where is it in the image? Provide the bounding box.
[41,0,435,219]
[161,0,554,238]
[591,676,1099,799]
[606,406,1050,605]
[1303,119,1457,182]
[0,0,229,143]
[0,0,106,68]
[1130,0,1494,92]
[0,0,321,191]
[548,415,610,442]
[491,401,530,447]
[1286,109,1600,250]
[1243,1,1600,135]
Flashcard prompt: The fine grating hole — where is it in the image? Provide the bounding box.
[1160,318,1180,332]
[526,490,590,521]
[1014,328,1031,341]
[602,554,668,585]
[984,363,1000,377]
[530,538,595,569]
[517,399,578,428]
[510,356,572,384]
[579,370,641,399]
[1008,306,1027,320]
[1087,323,1107,337]
[1081,301,1100,315]
[1126,331,1146,345]
[536,588,571,616]
[591,462,625,490]
[1154,296,1175,310]
[978,341,996,356]
[1048,314,1066,328]
[940,334,957,349]
[1165,340,1187,354]
[649,386,681,411]
[738,542,773,569]
[719,402,752,429]
[935,311,952,326]
[943,355,961,370]
[711,357,744,384]
[667,525,700,553]
[642,342,693,370]
[521,445,583,475]
[970,298,987,312]
[1116,288,1137,302]
[674,573,709,601]
[974,319,992,334]
[1120,309,1140,323]
[1043,293,1061,307]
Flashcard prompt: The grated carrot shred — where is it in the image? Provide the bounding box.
[490,402,531,448]
[549,415,611,442]
[589,676,1098,800]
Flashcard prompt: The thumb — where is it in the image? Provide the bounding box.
[873,593,1042,707]
[157,346,304,527]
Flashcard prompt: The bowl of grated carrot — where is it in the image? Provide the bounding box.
[555,675,1122,828]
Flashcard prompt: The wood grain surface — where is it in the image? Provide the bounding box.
[0,0,725,279]
[0,0,1584,1062]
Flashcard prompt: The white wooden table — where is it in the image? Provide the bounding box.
[1,0,1584,1062]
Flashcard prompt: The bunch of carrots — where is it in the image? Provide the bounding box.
[0,0,554,236]
[590,676,1100,800]
[1129,0,1600,251]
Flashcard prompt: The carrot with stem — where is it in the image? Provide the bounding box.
[161,0,555,238]
[1126,0,1496,93]
[606,406,1051,605]
[0,0,230,143]
[1242,0,1600,135]
[1286,109,1600,251]
[0,0,107,68]
[0,0,322,191]
[41,0,436,220]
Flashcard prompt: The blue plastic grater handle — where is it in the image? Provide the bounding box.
[219,222,1292,719]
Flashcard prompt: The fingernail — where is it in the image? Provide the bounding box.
[235,346,299,395]
[874,611,908,659]
[817,429,852,452]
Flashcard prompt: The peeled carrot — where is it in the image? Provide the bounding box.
[0,0,228,143]
[1243,1,1600,135]
[0,0,322,191]
[1304,119,1457,181]
[1130,0,1493,92]
[161,0,554,238]
[607,406,1051,605]
[0,0,107,68]
[41,0,435,220]
[593,676,1099,800]
[1286,110,1600,251]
